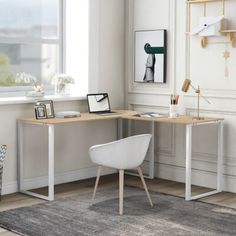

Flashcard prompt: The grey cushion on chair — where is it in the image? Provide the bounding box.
[0,145,7,200]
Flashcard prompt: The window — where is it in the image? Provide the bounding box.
[0,0,59,95]
[0,0,89,97]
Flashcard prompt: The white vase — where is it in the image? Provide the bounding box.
[64,84,72,95]
[56,83,72,95]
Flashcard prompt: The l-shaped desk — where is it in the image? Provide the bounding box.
[17,110,223,202]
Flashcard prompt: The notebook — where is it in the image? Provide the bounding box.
[87,93,117,115]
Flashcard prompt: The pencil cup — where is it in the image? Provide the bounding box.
[169,105,178,118]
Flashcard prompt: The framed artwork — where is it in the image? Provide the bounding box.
[134,29,167,83]
[34,105,47,119]
[36,100,55,118]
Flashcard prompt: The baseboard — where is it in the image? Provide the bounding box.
[155,162,236,193]
[2,166,117,195]
[121,161,236,193]
[3,162,236,195]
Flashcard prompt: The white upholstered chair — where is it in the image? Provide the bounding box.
[89,134,153,215]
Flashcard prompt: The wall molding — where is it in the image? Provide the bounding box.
[129,103,169,112]
[186,106,236,116]
[129,104,236,168]
[131,103,236,175]
[128,91,175,96]
[155,162,236,193]
[129,103,176,158]
[192,151,236,167]
[140,161,236,193]
[185,90,236,100]
[185,110,236,167]
[2,166,116,195]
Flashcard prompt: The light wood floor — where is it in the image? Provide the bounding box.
[1,175,236,235]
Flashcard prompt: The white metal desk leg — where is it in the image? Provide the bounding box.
[217,121,223,191]
[48,125,55,201]
[149,121,155,179]
[117,119,123,140]
[128,119,132,137]
[185,124,192,201]
[17,121,24,191]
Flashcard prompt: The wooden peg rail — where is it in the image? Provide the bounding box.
[187,0,236,48]
[187,0,224,3]
[220,30,236,47]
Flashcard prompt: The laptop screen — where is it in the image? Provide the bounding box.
[87,93,111,113]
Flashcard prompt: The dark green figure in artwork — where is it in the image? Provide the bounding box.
[143,43,165,83]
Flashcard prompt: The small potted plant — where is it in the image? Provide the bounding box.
[15,72,44,97]
[52,74,75,95]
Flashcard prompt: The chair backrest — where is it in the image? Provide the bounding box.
[89,134,151,170]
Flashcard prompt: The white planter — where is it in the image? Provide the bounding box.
[56,83,72,95]
[64,84,72,95]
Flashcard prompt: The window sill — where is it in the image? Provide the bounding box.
[0,94,87,105]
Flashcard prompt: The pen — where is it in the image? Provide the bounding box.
[170,94,179,105]
[175,95,179,104]
[171,94,173,105]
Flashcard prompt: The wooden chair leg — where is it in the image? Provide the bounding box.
[119,169,124,215]
[137,166,153,207]
[91,166,102,205]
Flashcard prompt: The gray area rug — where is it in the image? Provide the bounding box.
[0,186,236,236]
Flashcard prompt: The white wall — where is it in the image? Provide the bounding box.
[125,0,236,193]
[90,0,125,109]
[1,0,125,195]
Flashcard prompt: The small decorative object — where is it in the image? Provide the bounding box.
[182,79,210,120]
[36,100,55,118]
[190,15,224,37]
[169,105,178,118]
[190,15,224,48]
[223,45,230,78]
[187,0,236,48]
[0,144,7,200]
[169,95,179,118]
[15,72,44,97]
[34,104,47,119]
[52,74,75,95]
[134,30,167,83]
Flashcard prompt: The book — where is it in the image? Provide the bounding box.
[135,112,165,118]
[55,111,81,118]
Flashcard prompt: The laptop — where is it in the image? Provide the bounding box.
[87,93,117,115]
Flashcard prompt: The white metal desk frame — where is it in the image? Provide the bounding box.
[17,121,55,201]
[17,116,223,202]
[185,121,223,200]
[17,118,133,201]
[123,118,223,201]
